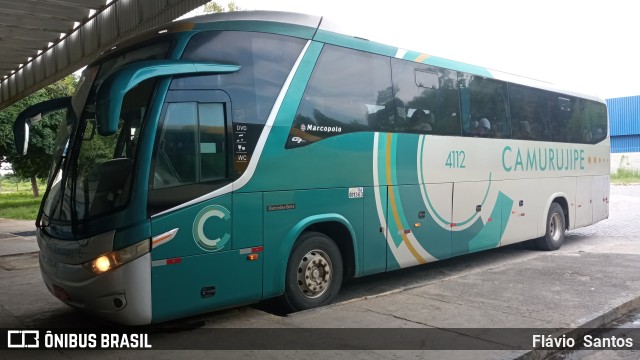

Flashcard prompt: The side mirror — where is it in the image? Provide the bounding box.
[95,60,241,136]
[13,96,71,155]
[13,121,29,156]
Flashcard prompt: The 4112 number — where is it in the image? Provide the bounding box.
[445,150,466,168]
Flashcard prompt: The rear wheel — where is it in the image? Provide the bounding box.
[281,232,343,312]
[535,202,566,251]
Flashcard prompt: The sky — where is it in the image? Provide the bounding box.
[192,0,640,100]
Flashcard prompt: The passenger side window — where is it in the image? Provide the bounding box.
[549,95,579,142]
[391,59,461,136]
[459,74,510,138]
[580,100,608,144]
[287,45,393,148]
[509,85,550,141]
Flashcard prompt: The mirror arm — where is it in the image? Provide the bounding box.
[95,60,241,135]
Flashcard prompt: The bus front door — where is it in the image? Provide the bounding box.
[147,89,262,323]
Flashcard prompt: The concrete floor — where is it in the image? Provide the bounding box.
[1,185,640,359]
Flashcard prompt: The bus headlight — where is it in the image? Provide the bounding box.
[84,240,149,275]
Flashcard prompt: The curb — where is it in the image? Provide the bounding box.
[516,294,640,360]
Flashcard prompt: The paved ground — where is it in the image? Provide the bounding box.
[1,185,639,359]
[549,308,640,360]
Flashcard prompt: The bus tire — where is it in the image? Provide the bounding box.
[535,202,565,251]
[281,232,343,312]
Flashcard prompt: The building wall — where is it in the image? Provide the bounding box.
[611,152,640,173]
[606,97,639,170]
[610,135,640,153]
[607,96,640,137]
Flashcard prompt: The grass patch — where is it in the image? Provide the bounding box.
[0,191,42,220]
[0,179,42,193]
[612,168,640,185]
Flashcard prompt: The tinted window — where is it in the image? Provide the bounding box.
[199,103,227,181]
[580,100,608,144]
[179,31,305,125]
[149,90,232,215]
[415,71,439,89]
[509,85,549,141]
[154,103,198,188]
[459,74,510,138]
[391,59,461,135]
[287,45,392,147]
[549,94,579,142]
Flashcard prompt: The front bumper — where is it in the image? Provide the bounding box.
[37,230,152,326]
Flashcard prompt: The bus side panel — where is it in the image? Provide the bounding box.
[232,192,264,250]
[451,181,502,256]
[152,250,262,323]
[500,177,577,245]
[262,188,364,299]
[419,183,455,261]
[362,186,387,276]
[500,179,547,245]
[575,177,593,228]
[385,184,452,270]
[592,175,610,223]
[150,194,263,323]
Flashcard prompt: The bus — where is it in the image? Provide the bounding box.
[13,11,609,325]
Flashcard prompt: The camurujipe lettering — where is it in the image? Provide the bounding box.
[502,146,584,172]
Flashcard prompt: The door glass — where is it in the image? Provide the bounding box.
[150,98,230,215]
[199,103,227,181]
[154,102,198,188]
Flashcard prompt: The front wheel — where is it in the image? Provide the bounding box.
[535,202,566,251]
[281,232,343,312]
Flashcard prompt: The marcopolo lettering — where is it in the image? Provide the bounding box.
[301,124,342,133]
[502,146,585,172]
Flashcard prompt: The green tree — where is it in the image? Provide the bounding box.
[203,1,241,13]
[0,75,77,197]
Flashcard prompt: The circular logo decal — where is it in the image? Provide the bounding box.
[192,205,231,251]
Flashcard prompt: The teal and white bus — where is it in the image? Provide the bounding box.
[14,11,609,325]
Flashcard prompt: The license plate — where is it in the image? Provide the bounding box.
[52,284,70,302]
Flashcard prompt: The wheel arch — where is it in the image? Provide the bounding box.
[274,214,359,296]
[541,193,570,236]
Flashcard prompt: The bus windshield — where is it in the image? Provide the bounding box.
[40,40,172,231]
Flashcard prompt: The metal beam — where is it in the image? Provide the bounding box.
[0,27,64,41]
[0,0,89,21]
[0,0,209,110]
[0,38,49,50]
[39,0,106,8]
[0,14,75,33]
[0,48,39,57]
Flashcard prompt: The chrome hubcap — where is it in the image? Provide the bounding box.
[296,249,332,299]
[549,213,562,241]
